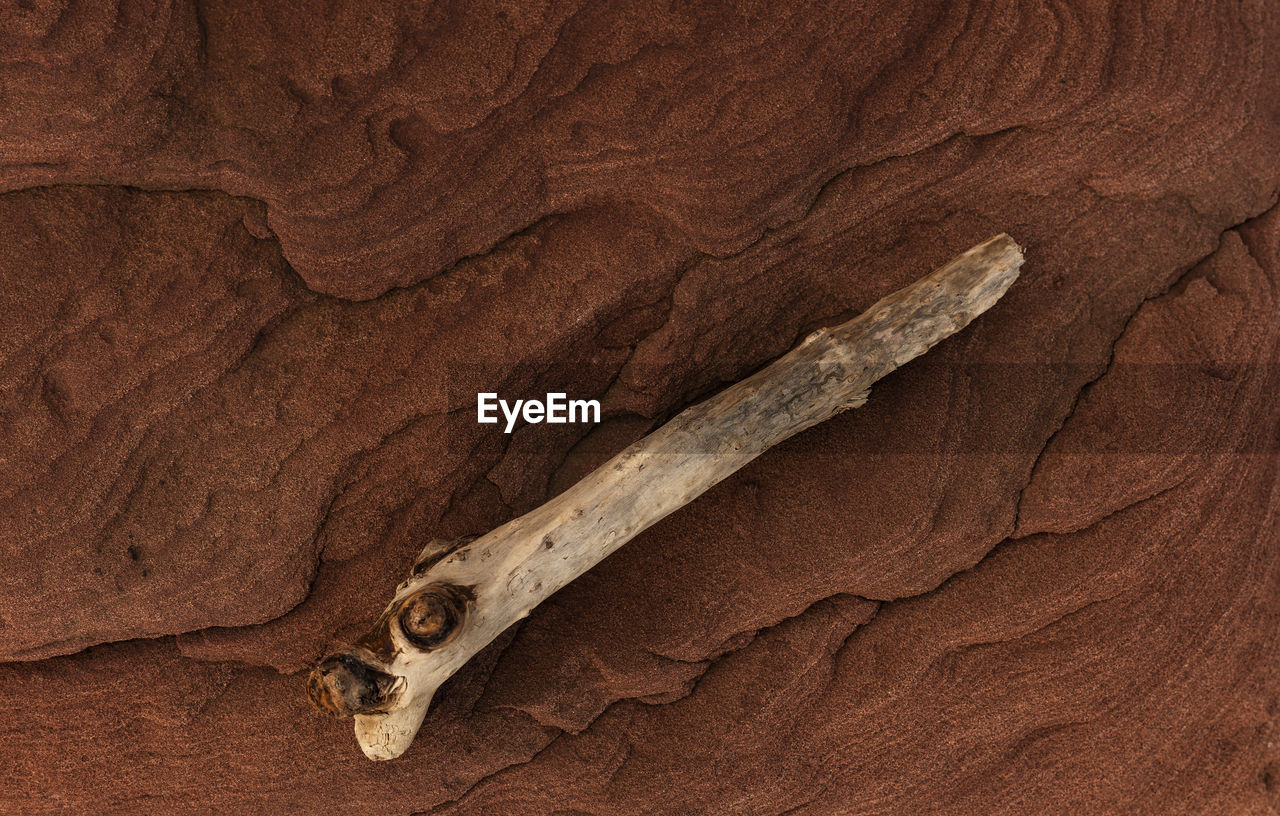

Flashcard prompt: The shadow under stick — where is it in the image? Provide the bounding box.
[308,233,1025,760]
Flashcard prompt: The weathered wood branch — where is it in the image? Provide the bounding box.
[307,234,1024,759]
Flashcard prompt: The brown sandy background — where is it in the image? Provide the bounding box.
[1,1,1278,813]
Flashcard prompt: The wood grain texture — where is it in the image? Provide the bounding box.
[0,1,1277,813]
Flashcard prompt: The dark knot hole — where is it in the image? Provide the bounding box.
[397,584,469,650]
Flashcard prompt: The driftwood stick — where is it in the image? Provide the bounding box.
[308,234,1024,759]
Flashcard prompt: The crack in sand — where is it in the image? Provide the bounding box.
[1012,202,1280,536]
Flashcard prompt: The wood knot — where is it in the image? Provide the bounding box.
[307,652,402,718]
[396,584,470,650]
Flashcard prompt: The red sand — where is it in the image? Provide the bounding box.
[0,2,1277,813]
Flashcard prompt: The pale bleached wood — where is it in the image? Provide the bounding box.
[308,234,1024,759]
